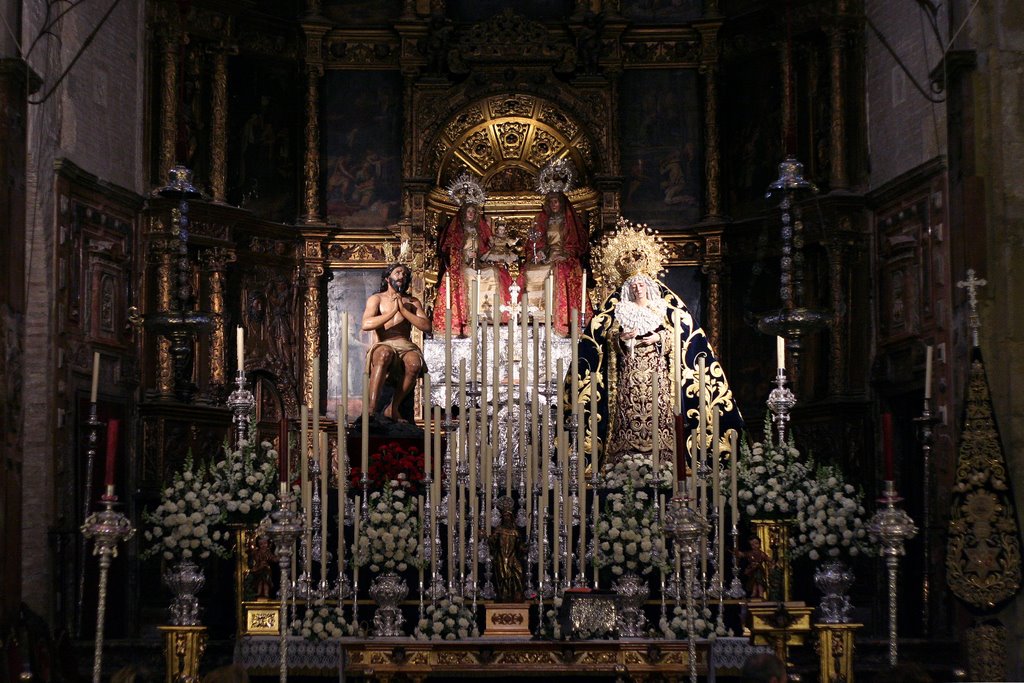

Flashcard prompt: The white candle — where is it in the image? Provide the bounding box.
[729,430,739,523]
[312,353,320,475]
[320,431,328,580]
[361,369,370,474]
[90,352,100,403]
[445,272,452,311]
[776,336,786,371]
[300,404,309,520]
[418,496,425,588]
[580,271,587,317]
[673,317,682,412]
[337,404,346,570]
[341,312,349,421]
[423,372,431,482]
[353,494,361,563]
[924,344,933,400]
[236,326,245,369]
[652,368,660,476]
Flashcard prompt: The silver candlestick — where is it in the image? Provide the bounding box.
[665,496,709,683]
[726,524,746,599]
[868,480,918,668]
[264,490,304,683]
[81,487,135,683]
[766,367,796,445]
[226,369,255,447]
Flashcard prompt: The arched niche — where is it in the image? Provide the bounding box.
[422,92,602,285]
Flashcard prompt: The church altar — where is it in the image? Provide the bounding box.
[233,635,772,680]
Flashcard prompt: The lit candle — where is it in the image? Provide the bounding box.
[776,336,785,372]
[882,412,895,481]
[90,352,100,404]
[361,369,370,474]
[104,418,119,489]
[236,326,245,369]
[924,345,933,400]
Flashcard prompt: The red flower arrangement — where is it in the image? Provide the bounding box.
[349,441,426,494]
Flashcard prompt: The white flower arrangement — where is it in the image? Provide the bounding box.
[208,437,279,522]
[540,595,563,639]
[142,454,229,562]
[290,600,355,640]
[599,451,674,491]
[733,415,812,519]
[414,595,479,640]
[659,604,731,640]
[791,464,869,561]
[595,453,670,577]
[354,480,422,573]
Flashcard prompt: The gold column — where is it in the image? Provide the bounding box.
[703,64,721,217]
[813,623,861,683]
[209,40,235,203]
[301,63,323,223]
[159,625,207,683]
[300,233,327,408]
[828,25,848,189]
[200,248,235,389]
[159,25,180,176]
[151,235,175,398]
[703,258,722,352]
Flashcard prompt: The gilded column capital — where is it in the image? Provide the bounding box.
[198,246,236,272]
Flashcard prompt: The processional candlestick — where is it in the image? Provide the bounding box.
[264,490,304,683]
[665,496,709,683]
[868,480,918,667]
[81,489,135,683]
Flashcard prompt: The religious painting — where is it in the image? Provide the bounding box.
[226,58,301,224]
[323,71,403,228]
[326,268,384,419]
[620,0,702,24]
[446,0,572,23]
[323,0,402,24]
[619,69,701,227]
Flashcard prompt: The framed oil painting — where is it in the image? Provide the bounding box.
[619,69,702,227]
[323,71,403,228]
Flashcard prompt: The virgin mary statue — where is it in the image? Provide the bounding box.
[573,217,743,470]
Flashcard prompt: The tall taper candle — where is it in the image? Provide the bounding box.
[90,352,100,403]
[361,369,370,474]
[104,419,119,488]
[433,406,442,580]
[729,430,739,523]
[697,355,707,512]
[424,372,432,481]
[776,336,786,371]
[445,272,452,311]
[341,312,349,420]
[353,495,361,564]
[581,270,587,318]
[312,354,320,488]
[924,344,933,400]
[506,312,515,497]
[652,369,660,476]
[470,277,479,387]
[300,405,310,526]
[673,317,681,412]
[712,407,723,579]
[320,431,328,580]
[236,326,245,369]
[418,495,425,589]
[445,304,453,414]
[338,405,346,570]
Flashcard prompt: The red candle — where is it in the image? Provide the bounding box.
[881,412,894,481]
[675,414,687,482]
[278,417,289,484]
[104,419,119,488]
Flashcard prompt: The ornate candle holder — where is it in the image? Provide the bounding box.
[76,405,103,637]
[727,524,746,599]
[868,480,918,668]
[766,368,797,445]
[226,369,255,447]
[264,491,304,683]
[664,496,709,683]
[81,488,135,683]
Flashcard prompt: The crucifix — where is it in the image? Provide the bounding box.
[956,268,987,347]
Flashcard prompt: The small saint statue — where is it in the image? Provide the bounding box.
[488,496,526,602]
[246,534,276,600]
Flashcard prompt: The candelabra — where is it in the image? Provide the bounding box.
[264,490,304,683]
[766,368,797,445]
[913,399,939,636]
[868,480,918,667]
[664,496,708,683]
[226,369,256,447]
[81,488,135,683]
[76,405,103,637]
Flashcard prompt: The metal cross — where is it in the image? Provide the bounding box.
[956,268,987,347]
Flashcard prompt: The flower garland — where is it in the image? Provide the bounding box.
[354,480,422,573]
[142,454,229,562]
[658,604,731,640]
[414,596,479,640]
[290,600,355,640]
[791,464,869,561]
[734,415,812,519]
[209,437,279,523]
[594,453,670,577]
